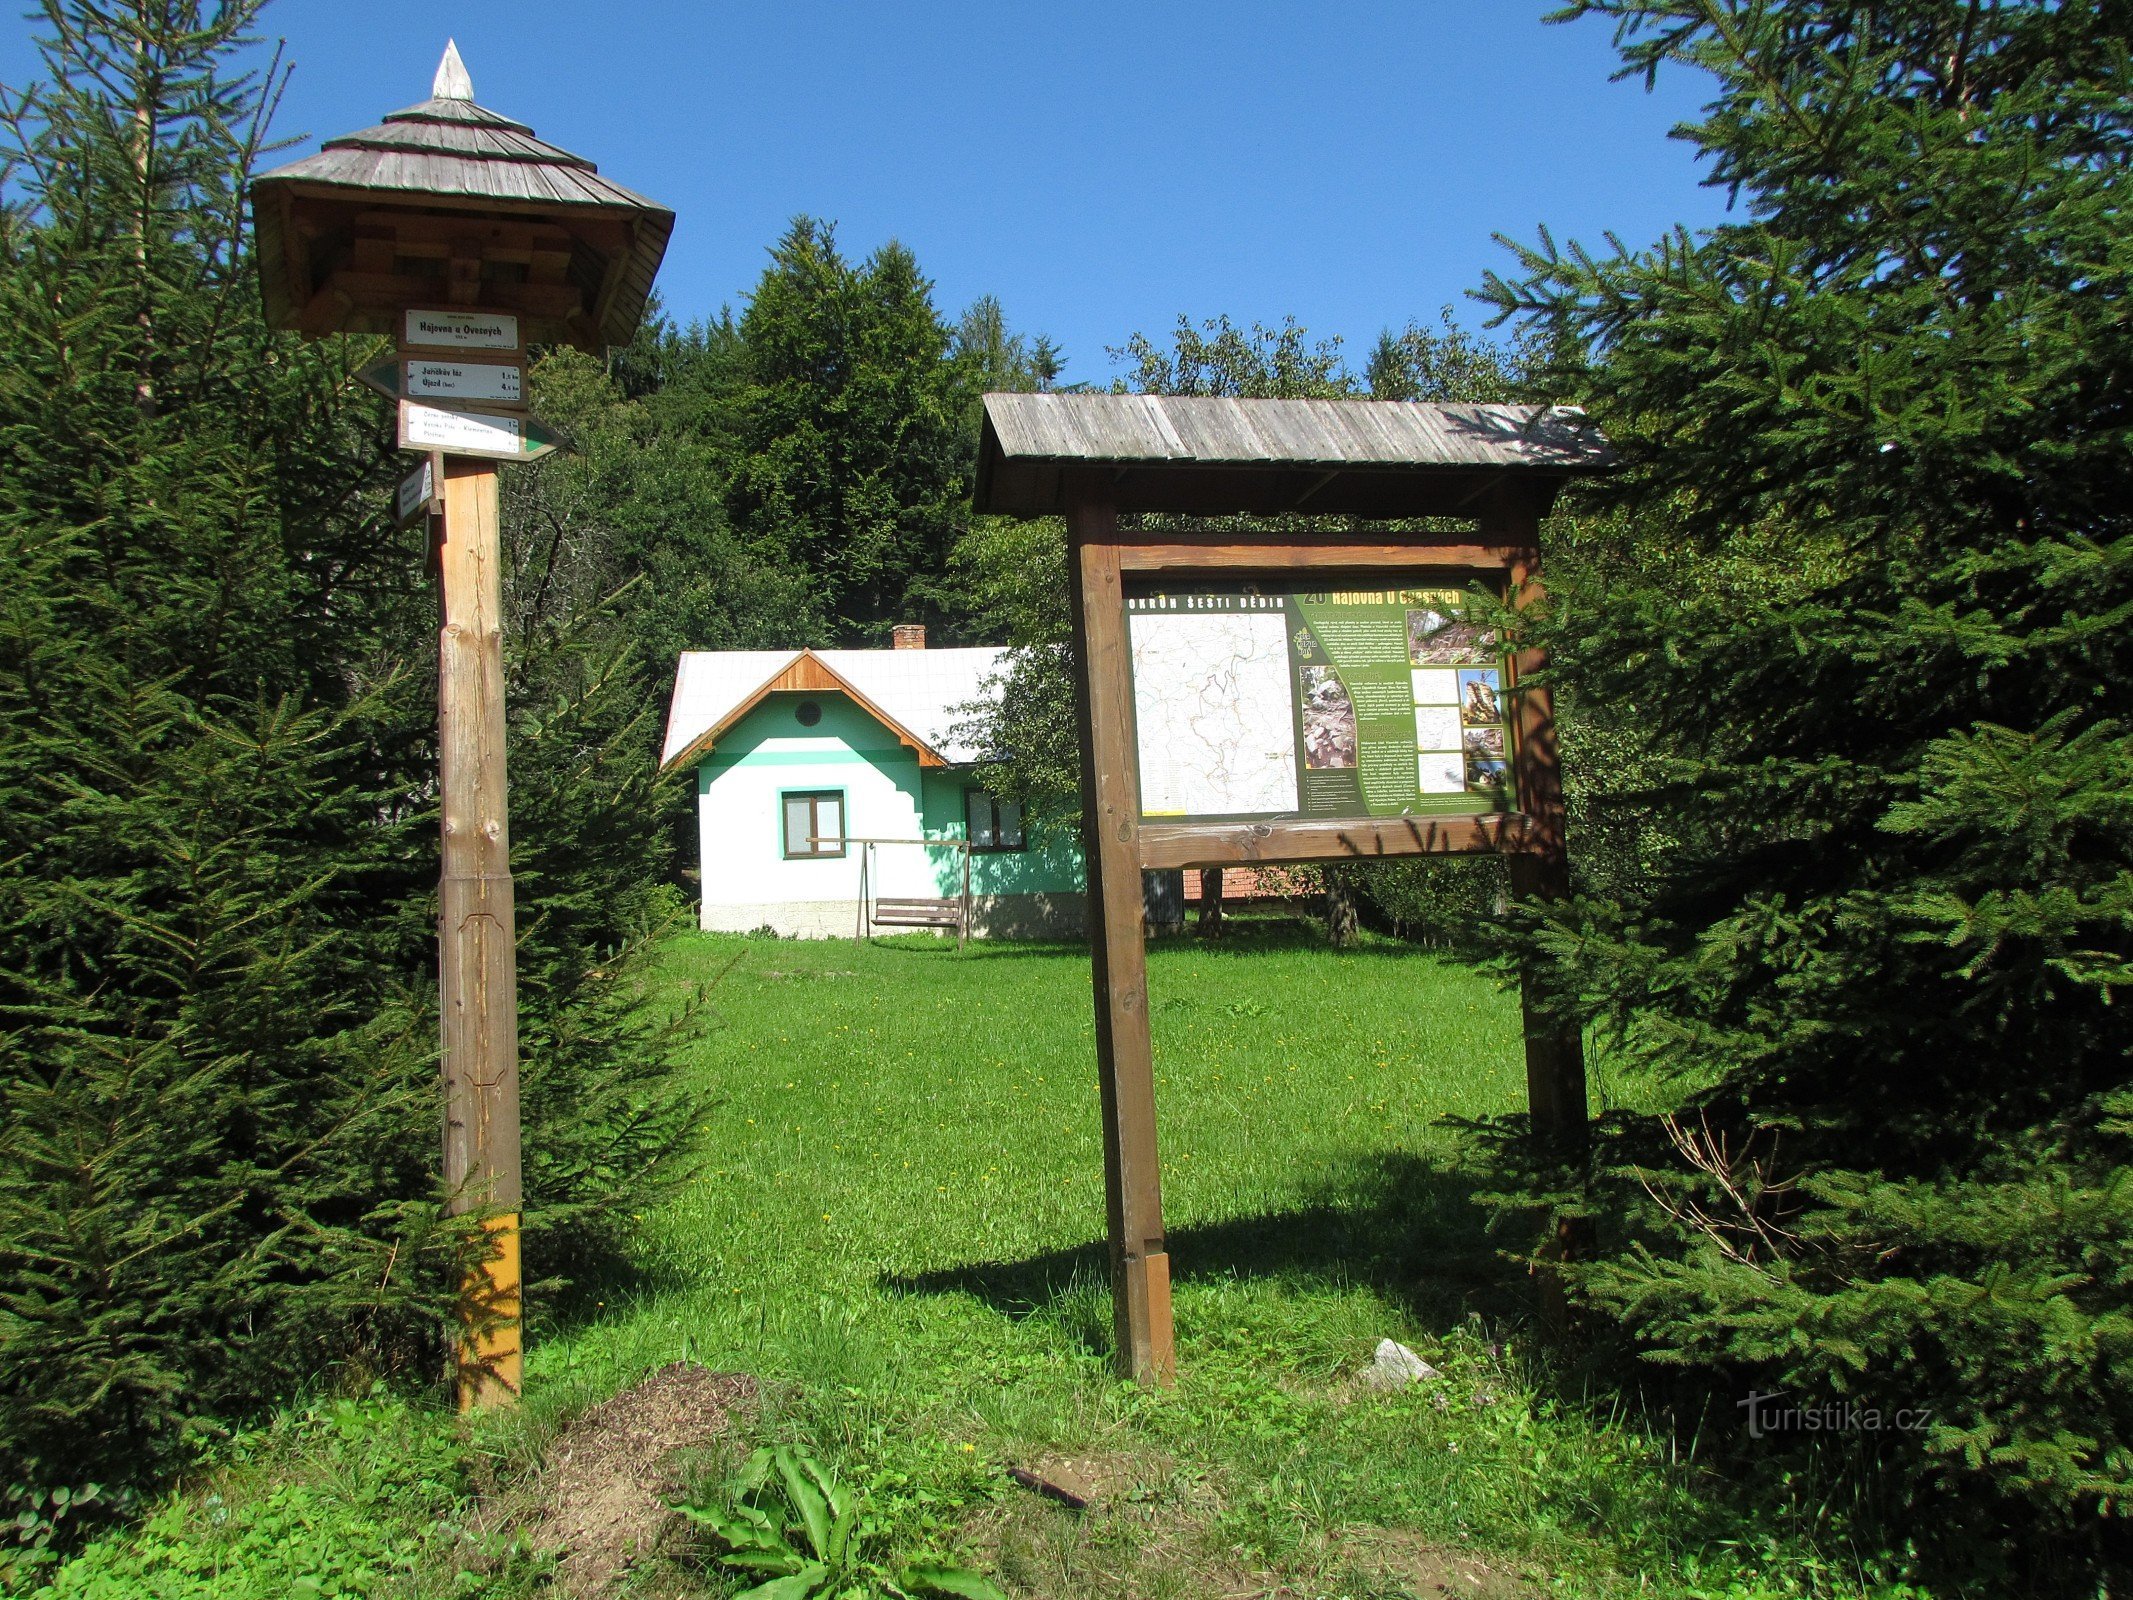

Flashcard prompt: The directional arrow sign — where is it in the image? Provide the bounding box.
[399,400,563,461]
[363,358,526,408]
[359,359,400,400]
[407,356,523,406]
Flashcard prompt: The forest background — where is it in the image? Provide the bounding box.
[0,0,2126,1591]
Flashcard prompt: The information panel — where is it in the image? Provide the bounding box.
[1127,584,1515,821]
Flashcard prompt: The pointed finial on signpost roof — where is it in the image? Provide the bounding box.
[433,40,473,101]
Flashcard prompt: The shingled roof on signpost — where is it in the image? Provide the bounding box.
[250,42,673,351]
[974,393,1613,520]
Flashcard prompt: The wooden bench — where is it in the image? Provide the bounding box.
[870,897,967,934]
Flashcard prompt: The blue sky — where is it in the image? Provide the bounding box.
[6,2,1732,386]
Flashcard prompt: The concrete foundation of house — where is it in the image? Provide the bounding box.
[700,892,1088,941]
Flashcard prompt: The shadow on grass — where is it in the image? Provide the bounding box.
[881,1148,1526,1335]
[877,1146,2065,1600]
[861,936,1082,961]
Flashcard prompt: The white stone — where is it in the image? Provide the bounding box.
[1362,1339,1440,1390]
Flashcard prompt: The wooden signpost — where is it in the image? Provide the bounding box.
[974,393,1611,1382]
[251,42,672,1410]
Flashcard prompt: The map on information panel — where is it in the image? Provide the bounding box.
[1127,586,1518,822]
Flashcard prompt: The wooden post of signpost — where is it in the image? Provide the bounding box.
[397,312,547,1413]
[249,43,675,1416]
[436,454,523,1408]
[1066,492,1175,1385]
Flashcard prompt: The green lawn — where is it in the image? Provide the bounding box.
[31,923,1923,1600]
[512,923,1905,1600]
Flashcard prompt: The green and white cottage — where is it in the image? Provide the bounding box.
[661,628,1085,938]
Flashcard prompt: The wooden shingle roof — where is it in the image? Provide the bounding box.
[266,93,667,213]
[974,394,1612,519]
[250,43,672,350]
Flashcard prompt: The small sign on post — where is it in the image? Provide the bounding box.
[396,452,442,527]
[404,307,522,351]
[406,358,525,406]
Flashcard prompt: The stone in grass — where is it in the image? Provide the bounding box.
[1361,1338,1441,1391]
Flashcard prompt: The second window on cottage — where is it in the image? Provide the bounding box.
[965,789,1024,852]
[782,790,845,858]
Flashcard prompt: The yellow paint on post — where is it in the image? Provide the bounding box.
[457,1211,522,1411]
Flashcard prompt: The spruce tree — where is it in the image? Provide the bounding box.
[0,0,446,1494]
[1480,0,2133,1561]
[0,0,703,1503]
[723,218,978,642]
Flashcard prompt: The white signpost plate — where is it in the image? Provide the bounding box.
[399,400,561,461]
[403,308,520,352]
[396,453,439,525]
[404,358,524,406]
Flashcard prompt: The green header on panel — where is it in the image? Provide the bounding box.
[1126,585,1516,822]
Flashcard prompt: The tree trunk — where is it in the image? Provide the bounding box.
[1325,866,1359,949]
[131,43,160,420]
[1198,867,1224,937]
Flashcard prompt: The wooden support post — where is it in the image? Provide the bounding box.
[436,454,523,1410]
[1489,487,1590,1329]
[1066,493,1175,1385]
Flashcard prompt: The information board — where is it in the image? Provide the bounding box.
[1127,584,1516,822]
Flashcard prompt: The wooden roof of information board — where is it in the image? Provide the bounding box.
[974,394,1612,519]
[250,42,672,350]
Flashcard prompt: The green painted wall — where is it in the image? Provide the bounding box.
[918,769,1083,897]
[694,690,1082,907]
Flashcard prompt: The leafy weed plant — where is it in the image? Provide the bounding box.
[676,1444,1005,1599]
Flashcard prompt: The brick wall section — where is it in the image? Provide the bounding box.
[1185,866,1320,902]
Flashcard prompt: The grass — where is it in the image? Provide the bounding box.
[28,920,1933,1599]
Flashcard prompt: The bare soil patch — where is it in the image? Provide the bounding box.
[525,1363,756,1597]
[1007,1450,1156,1511]
[978,1451,1547,1600]
[1332,1526,1543,1598]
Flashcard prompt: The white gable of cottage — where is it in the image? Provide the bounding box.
[661,647,1007,769]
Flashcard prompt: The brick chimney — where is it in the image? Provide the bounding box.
[891,623,926,650]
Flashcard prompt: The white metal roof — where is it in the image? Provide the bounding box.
[662,648,1007,770]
